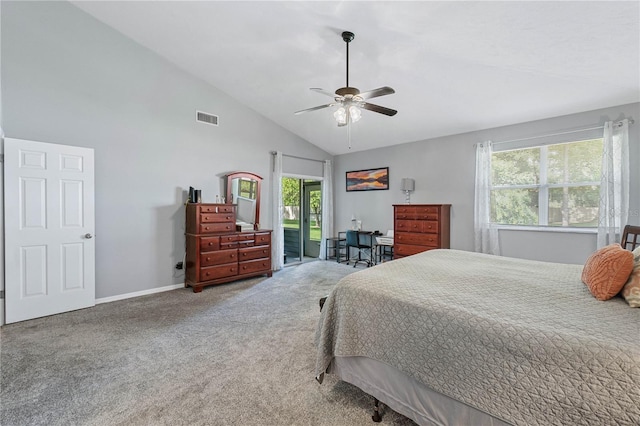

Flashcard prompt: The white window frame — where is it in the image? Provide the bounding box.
[491,139,602,230]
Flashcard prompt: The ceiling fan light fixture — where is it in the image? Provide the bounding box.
[349,106,361,123]
[295,30,396,147]
[333,105,362,125]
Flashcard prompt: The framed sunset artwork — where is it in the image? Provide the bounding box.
[346,167,389,192]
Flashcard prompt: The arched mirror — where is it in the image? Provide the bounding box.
[225,172,262,230]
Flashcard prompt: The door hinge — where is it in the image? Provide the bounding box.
[0,290,4,299]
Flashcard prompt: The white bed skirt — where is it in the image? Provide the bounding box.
[329,356,511,426]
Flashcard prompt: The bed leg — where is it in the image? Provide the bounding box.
[319,296,327,311]
[372,398,382,422]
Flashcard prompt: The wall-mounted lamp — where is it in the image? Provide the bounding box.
[401,178,415,204]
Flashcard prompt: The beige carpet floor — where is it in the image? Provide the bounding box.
[0,260,415,426]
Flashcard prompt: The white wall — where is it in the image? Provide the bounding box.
[334,103,639,265]
[1,1,331,301]
[0,0,5,323]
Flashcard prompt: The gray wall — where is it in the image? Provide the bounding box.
[0,1,4,322]
[334,103,639,265]
[1,1,331,299]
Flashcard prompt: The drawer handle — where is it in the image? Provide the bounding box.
[242,266,247,270]
[208,242,213,246]
[226,226,230,229]
[243,253,247,256]
[205,227,210,231]
[206,257,211,261]
[231,268,235,272]
[205,272,210,276]
[263,250,267,254]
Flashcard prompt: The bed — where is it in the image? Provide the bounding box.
[315,248,640,425]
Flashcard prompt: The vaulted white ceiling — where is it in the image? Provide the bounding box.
[72,1,639,155]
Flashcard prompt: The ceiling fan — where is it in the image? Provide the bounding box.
[295,31,397,130]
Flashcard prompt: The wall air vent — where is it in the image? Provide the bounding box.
[196,110,219,126]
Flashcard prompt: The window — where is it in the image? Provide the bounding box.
[491,138,602,227]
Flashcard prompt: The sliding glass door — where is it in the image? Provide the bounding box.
[303,182,321,258]
[282,177,301,264]
[282,177,322,265]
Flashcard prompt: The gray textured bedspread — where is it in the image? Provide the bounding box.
[315,249,640,425]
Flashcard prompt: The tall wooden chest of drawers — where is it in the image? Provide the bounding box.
[185,203,272,293]
[393,204,451,259]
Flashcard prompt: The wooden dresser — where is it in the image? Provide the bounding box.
[393,204,451,259]
[185,203,272,293]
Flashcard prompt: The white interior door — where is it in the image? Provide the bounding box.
[4,138,95,323]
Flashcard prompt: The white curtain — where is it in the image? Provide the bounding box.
[597,119,630,248]
[271,152,285,270]
[474,141,500,255]
[318,160,334,260]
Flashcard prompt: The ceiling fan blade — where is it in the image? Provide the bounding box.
[310,88,338,98]
[358,86,395,100]
[361,102,397,116]
[294,103,336,115]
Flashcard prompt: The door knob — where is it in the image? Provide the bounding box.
[84,233,93,239]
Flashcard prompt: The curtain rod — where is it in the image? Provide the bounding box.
[493,118,634,146]
[270,151,326,164]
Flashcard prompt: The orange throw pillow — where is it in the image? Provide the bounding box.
[581,244,634,301]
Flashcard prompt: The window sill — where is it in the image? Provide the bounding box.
[493,225,597,234]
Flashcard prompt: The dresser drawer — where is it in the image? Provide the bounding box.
[395,220,439,233]
[395,206,440,220]
[414,206,440,219]
[422,220,439,233]
[394,244,433,257]
[254,232,271,245]
[220,234,254,243]
[199,222,235,234]
[199,205,234,214]
[239,246,270,261]
[220,234,239,244]
[395,212,439,221]
[201,212,235,223]
[199,264,238,281]
[220,234,254,249]
[396,232,439,247]
[200,249,237,267]
[238,258,271,275]
[394,206,417,215]
[396,220,424,232]
[199,236,220,252]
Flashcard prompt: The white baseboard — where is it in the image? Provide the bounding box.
[0,284,184,327]
[96,283,185,305]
